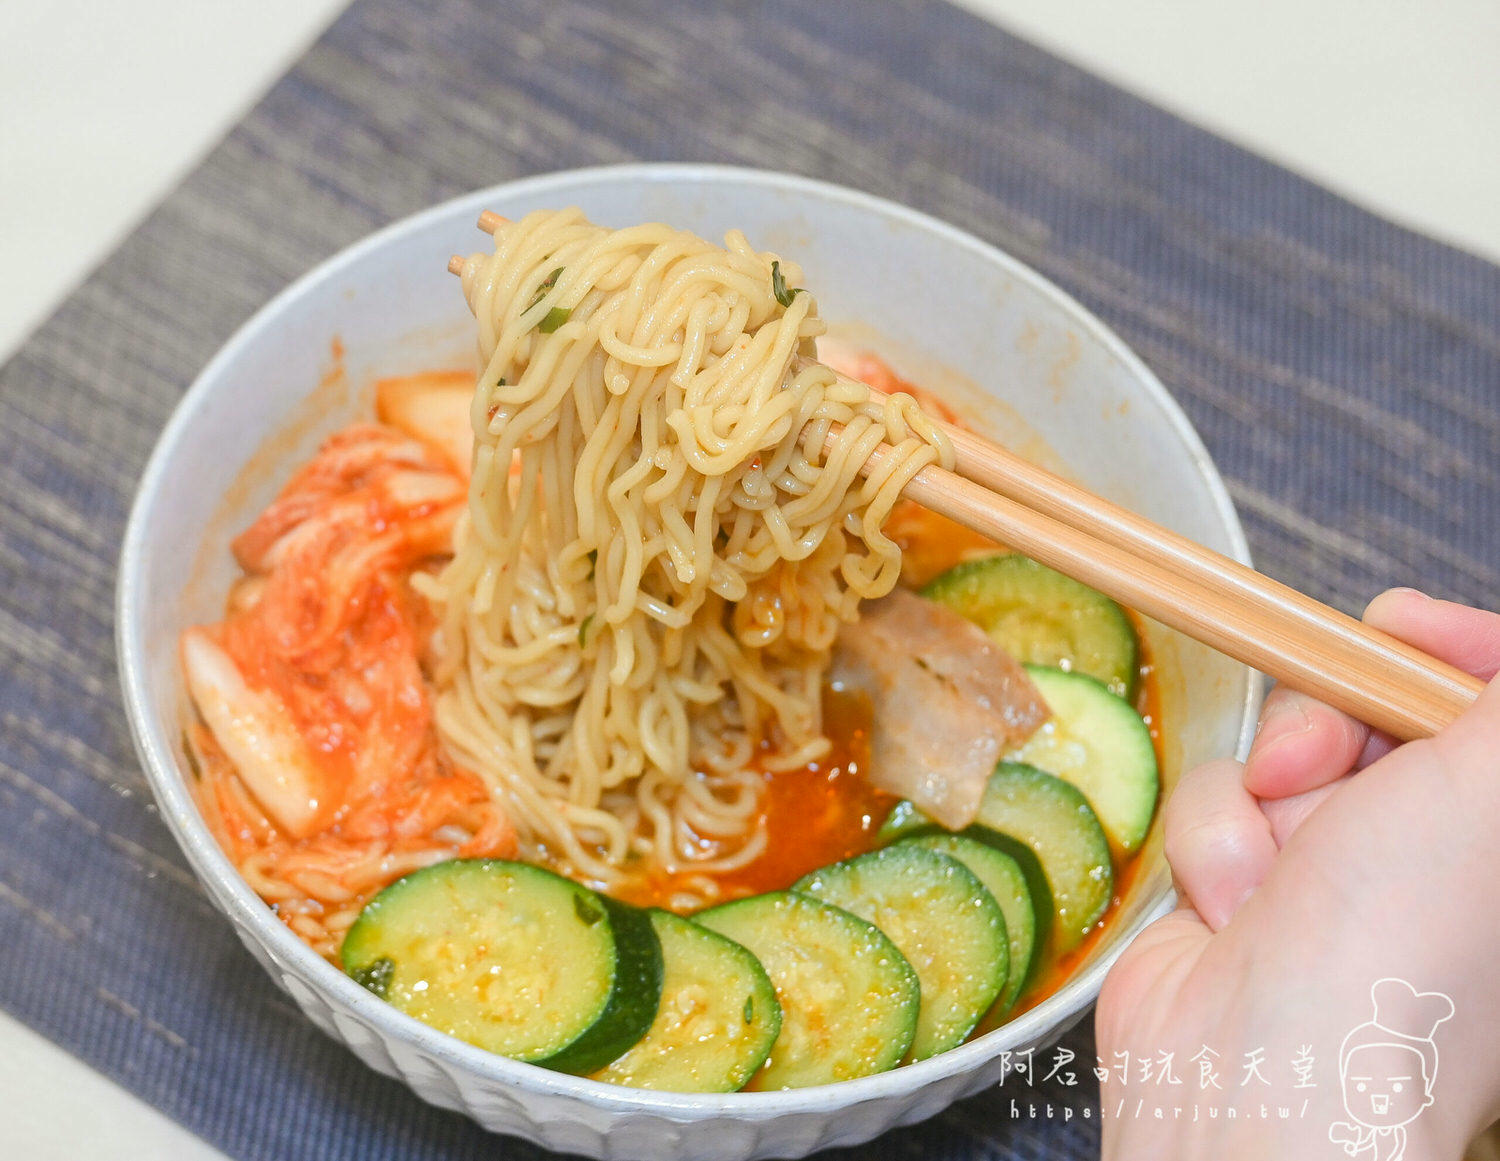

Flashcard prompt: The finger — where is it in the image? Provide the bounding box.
[1242,685,1370,799]
[1242,587,1495,798]
[1163,757,1277,931]
[1364,588,1500,680]
[1096,906,1208,1056]
[1259,777,1345,848]
[1356,729,1398,769]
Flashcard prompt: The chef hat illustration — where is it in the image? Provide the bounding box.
[1339,978,1455,1091]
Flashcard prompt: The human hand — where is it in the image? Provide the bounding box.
[1096,589,1500,1160]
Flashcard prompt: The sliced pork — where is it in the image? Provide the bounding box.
[831,587,1048,829]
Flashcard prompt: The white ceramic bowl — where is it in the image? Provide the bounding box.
[118,165,1259,1160]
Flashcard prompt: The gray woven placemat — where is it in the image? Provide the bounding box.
[1,1,1496,1158]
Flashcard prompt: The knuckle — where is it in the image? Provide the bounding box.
[1165,805,1250,871]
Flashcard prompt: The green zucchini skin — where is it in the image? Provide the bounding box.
[877,808,1055,967]
[795,845,1007,1061]
[537,896,664,1075]
[976,763,1114,952]
[340,859,661,1071]
[1008,665,1160,856]
[923,553,1140,700]
[897,833,1036,1017]
[876,798,928,844]
[957,825,1054,987]
[592,910,781,1092]
[695,891,919,1089]
[875,762,1111,956]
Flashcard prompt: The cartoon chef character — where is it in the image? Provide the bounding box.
[1329,978,1455,1161]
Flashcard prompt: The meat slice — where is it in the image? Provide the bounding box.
[830,587,1048,829]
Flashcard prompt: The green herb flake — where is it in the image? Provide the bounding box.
[181,732,202,779]
[770,260,803,308]
[574,894,604,926]
[578,613,594,646]
[537,306,572,333]
[743,995,755,1024]
[525,266,564,311]
[351,956,395,999]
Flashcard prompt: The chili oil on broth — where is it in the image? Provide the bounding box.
[581,688,895,912]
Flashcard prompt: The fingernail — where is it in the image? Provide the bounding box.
[1259,694,1312,737]
[1387,586,1429,601]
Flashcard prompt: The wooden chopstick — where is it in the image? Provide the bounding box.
[846,376,1485,732]
[450,213,1484,741]
[863,444,1479,741]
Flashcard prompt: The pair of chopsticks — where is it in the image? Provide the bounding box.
[450,213,1483,742]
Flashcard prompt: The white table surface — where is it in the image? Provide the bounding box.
[2,2,1496,1157]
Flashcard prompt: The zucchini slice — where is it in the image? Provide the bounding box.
[795,846,1007,1061]
[923,553,1140,699]
[695,891,919,1089]
[1008,665,1159,855]
[541,896,663,1075]
[974,762,1113,952]
[876,798,927,844]
[898,833,1036,1017]
[341,859,661,1073]
[877,804,1053,989]
[592,911,781,1092]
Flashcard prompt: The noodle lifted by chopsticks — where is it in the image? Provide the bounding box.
[426,209,951,901]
